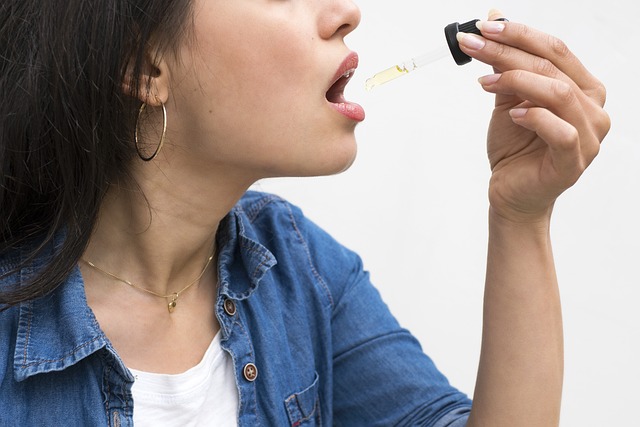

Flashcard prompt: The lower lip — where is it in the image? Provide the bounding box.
[329,101,366,122]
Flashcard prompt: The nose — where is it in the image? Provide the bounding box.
[318,0,361,40]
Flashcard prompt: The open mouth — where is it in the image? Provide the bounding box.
[325,52,365,122]
[326,69,355,104]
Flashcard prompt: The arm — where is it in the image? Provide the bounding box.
[457,11,610,426]
[292,205,472,426]
[472,211,562,426]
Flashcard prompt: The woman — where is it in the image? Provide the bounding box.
[0,0,609,425]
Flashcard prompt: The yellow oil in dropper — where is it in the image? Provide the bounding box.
[365,66,409,91]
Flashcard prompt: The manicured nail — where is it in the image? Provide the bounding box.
[487,8,506,21]
[476,20,505,34]
[456,32,486,50]
[478,74,502,85]
[509,108,529,118]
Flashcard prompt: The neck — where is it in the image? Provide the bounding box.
[83,154,254,297]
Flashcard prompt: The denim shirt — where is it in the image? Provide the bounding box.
[0,191,471,426]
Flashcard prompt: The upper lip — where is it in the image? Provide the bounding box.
[328,52,359,91]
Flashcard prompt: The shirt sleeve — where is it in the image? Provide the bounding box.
[293,205,472,427]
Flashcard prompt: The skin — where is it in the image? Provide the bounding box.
[81,2,610,425]
[461,9,609,426]
[82,0,362,373]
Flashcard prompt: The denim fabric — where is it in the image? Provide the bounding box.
[0,191,471,426]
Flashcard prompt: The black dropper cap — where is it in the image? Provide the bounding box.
[444,18,508,65]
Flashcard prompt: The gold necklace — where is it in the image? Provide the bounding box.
[82,254,214,313]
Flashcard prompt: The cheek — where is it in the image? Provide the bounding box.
[201,37,325,148]
[176,3,357,176]
[197,3,317,95]
[223,38,318,111]
[188,3,324,135]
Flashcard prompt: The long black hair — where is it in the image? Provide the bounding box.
[0,0,194,307]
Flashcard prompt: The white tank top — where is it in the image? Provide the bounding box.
[129,332,239,426]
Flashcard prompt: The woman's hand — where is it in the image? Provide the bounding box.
[457,10,610,223]
[456,12,610,426]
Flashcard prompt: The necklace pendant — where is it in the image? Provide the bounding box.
[168,293,178,313]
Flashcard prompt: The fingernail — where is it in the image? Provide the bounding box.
[509,108,528,118]
[456,32,486,50]
[476,20,505,34]
[478,74,502,85]
[488,8,506,20]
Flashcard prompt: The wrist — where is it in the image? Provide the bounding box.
[488,206,552,236]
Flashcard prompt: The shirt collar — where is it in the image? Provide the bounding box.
[11,201,277,381]
[216,206,277,301]
[13,235,110,382]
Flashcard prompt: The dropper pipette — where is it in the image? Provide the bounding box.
[364,46,450,91]
[365,19,494,91]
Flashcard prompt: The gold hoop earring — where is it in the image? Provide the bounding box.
[134,101,167,162]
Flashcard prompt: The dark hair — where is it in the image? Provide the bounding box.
[0,0,194,307]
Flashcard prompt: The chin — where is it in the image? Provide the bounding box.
[332,146,358,174]
[305,138,358,177]
[259,134,358,178]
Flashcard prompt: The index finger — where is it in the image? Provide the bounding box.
[475,20,607,106]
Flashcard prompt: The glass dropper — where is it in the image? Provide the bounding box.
[364,47,450,91]
[365,19,492,91]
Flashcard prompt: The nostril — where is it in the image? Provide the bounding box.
[336,23,350,34]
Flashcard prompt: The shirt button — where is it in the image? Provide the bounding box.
[223,298,236,316]
[243,363,258,382]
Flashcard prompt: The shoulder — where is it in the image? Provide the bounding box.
[0,246,24,287]
[0,248,22,387]
[234,190,310,235]
[235,190,342,248]
[235,190,359,266]
[234,190,321,244]
[0,232,60,294]
[233,191,366,307]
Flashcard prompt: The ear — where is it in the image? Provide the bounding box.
[121,51,170,106]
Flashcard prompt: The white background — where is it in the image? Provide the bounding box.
[257,1,639,425]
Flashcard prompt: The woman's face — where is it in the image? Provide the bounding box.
[166,0,363,180]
